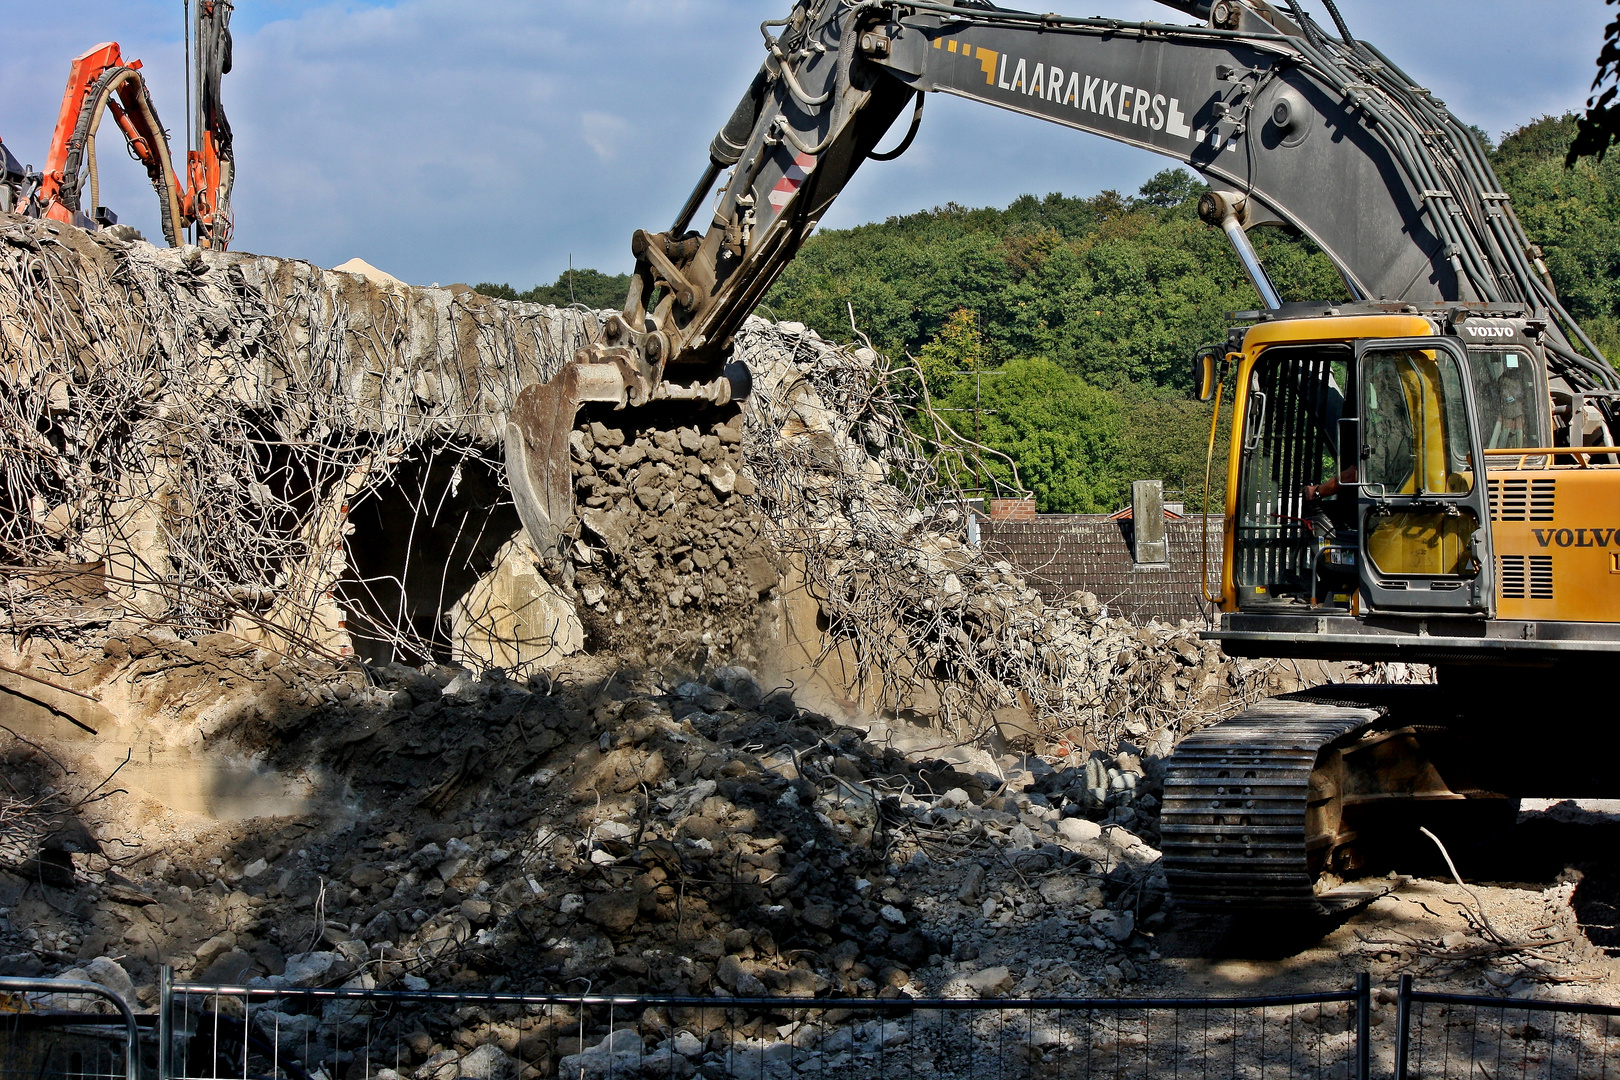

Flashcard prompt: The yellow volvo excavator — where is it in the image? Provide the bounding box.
[504,0,1620,913]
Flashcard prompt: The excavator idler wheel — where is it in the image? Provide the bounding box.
[1161,694,1518,916]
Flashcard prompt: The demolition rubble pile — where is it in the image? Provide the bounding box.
[1,647,1192,1071]
[544,312,1348,748]
[0,208,1342,750]
[2,642,1604,1078]
[6,637,1558,1080]
[729,317,1358,748]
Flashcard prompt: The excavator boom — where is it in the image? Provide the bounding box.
[506,0,1615,565]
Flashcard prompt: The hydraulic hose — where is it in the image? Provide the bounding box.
[1267,6,1620,399]
[60,66,185,246]
[773,44,834,107]
[1347,33,1615,377]
[768,3,861,160]
[868,91,924,161]
[1544,336,1620,392]
[1318,0,1356,46]
[1286,31,1502,302]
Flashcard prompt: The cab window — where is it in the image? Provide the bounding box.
[1362,347,1474,495]
[1467,347,1546,454]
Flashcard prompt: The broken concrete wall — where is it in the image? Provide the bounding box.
[729,319,1355,750]
[2,211,1376,752]
[0,210,599,656]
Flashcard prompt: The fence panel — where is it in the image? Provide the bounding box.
[0,976,141,1080]
[159,969,1370,1080]
[1394,974,1620,1080]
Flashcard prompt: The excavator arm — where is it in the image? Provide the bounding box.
[36,42,187,244]
[505,0,1618,558]
[31,1,235,249]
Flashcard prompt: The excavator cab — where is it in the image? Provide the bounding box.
[1225,318,1494,619]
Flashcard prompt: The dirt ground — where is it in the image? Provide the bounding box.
[2,641,1614,1009]
[0,634,1616,1079]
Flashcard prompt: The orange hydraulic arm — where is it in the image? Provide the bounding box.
[33,9,234,249]
[36,42,185,244]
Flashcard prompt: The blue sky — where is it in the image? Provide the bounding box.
[1,1,1607,287]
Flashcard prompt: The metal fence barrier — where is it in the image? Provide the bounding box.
[157,970,1372,1080]
[10,968,1616,1080]
[0,976,141,1080]
[1393,974,1620,1080]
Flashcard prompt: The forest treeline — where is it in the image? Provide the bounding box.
[476,268,631,310]
[480,115,1618,513]
[758,113,1620,512]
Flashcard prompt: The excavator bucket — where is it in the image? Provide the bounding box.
[503,361,630,560]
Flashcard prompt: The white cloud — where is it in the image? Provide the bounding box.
[580,112,629,162]
[0,0,1609,289]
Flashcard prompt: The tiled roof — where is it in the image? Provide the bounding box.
[979,513,1224,625]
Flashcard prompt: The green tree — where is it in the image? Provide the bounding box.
[1567,3,1620,163]
[932,358,1124,512]
[1109,381,1230,512]
[1494,114,1620,360]
[916,307,986,394]
[765,168,1344,389]
[475,268,631,310]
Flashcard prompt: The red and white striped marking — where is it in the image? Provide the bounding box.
[767,151,818,212]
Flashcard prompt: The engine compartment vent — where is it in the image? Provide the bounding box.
[1499,554,1554,600]
[1499,554,1526,598]
[1529,554,1554,599]
[1488,478,1556,522]
[1530,478,1556,520]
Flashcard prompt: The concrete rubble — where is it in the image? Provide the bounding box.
[0,646,1280,1067]
[4,213,1613,1076]
[0,207,1342,747]
[3,641,1609,1077]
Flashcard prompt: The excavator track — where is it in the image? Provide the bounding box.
[1160,700,1395,915]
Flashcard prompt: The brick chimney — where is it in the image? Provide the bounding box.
[988,497,1036,522]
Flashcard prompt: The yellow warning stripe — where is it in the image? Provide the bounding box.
[932,35,998,85]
